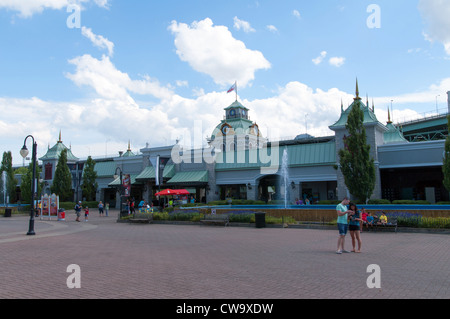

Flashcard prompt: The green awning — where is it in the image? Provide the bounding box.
[108,174,142,186]
[135,164,176,181]
[167,170,208,184]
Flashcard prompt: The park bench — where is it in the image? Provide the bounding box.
[129,212,153,224]
[364,214,398,232]
[200,214,229,227]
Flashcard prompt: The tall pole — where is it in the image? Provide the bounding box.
[21,135,37,236]
[28,140,37,235]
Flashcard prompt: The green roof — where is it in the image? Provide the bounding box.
[39,141,79,162]
[215,142,336,171]
[135,164,175,181]
[329,99,380,129]
[384,123,408,144]
[224,100,249,111]
[167,170,208,184]
[94,161,117,177]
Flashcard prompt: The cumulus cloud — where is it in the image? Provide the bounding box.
[66,54,173,101]
[266,25,278,33]
[0,0,108,18]
[233,16,256,33]
[168,18,271,88]
[81,27,114,57]
[312,51,327,65]
[293,10,301,19]
[328,56,346,67]
[418,0,450,55]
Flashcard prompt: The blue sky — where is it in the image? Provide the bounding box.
[1,0,449,165]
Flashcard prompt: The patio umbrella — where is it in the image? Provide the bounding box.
[155,189,190,196]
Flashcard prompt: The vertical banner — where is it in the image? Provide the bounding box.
[150,155,170,186]
[122,174,131,197]
[158,156,170,186]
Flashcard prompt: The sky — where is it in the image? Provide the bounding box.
[1,0,450,166]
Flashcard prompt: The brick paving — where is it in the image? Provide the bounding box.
[0,210,449,299]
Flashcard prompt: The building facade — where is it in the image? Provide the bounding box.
[35,82,449,206]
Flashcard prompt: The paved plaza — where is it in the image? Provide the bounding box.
[0,211,449,300]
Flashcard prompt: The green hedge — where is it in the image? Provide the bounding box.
[59,201,99,210]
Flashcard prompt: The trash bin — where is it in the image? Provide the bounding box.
[4,208,12,218]
[255,212,266,228]
[58,208,66,221]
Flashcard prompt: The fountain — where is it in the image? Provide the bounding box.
[280,147,289,209]
[1,170,7,207]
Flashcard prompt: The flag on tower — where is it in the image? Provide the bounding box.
[227,82,236,93]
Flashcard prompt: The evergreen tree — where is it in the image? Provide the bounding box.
[442,115,450,192]
[81,156,98,201]
[1,151,18,203]
[50,149,73,201]
[338,100,376,203]
[20,162,43,204]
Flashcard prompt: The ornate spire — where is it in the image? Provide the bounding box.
[387,107,392,124]
[372,98,375,112]
[58,130,62,143]
[341,99,344,113]
[127,140,131,151]
[354,78,361,100]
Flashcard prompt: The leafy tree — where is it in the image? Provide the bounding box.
[1,151,18,203]
[50,149,73,201]
[338,100,376,203]
[81,156,98,201]
[20,162,43,204]
[442,115,450,192]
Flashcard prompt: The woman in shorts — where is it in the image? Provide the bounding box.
[348,202,362,253]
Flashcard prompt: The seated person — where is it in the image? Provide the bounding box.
[378,212,388,225]
[364,212,375,230]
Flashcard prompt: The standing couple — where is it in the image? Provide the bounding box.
[336,197,362,254]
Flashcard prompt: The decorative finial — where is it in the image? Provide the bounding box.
[58,130,62,143]
[341,99,344,113]
[372,98,375,112]
[387,107,392,124]
[128,140,131,151]
[354,78,361,100]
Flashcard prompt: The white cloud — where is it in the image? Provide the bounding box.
[312,51,327,65]
[233,16,256,33]
[0,0,108,18]
[168,18,271,88]
[329,56,346,67]
[266,25,278,33]
[81,26,114,57]
[293,10,301,19]
[418,0,450,55]
[66,54,174,101]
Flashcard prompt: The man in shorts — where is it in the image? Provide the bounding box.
[336,197,352,254]
[75,201,82,222]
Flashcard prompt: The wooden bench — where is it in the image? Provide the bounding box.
[129,213,153,224]
[200,214,229,227]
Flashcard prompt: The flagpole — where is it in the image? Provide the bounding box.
[235,81,237,101]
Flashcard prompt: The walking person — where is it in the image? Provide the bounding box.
[98,201,104,217]
[84,206,89,222]
[335,197,353,254]
[75,201,82,222]
[348,202,362,253]
[105,202,109,217]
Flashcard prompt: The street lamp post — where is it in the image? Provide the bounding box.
[20,135,37,236]
[114,167,123,221]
